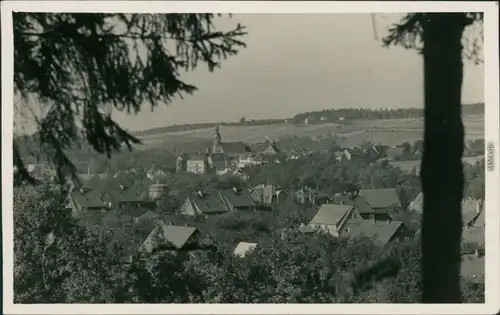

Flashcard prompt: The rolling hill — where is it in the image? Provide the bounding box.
[136,114,484,150]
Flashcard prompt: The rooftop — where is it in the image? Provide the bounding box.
[142,224,199,252]
[103,187,142,204]
[219,189,256,208]
[221,142,251,154]
[233,242,258,258]
[345,220,406,246]
[460,254,485,282]
[70,189,106,208]
[332,195,374,214]
[309,204,354,227]
[189,192,228,214]
[358,188,401,209]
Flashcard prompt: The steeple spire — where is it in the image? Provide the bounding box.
[213,125,222,153]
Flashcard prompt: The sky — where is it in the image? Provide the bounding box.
[15,13,485,134]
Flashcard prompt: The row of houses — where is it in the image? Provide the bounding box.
[175,150,287,177]
[295,192,485,282]
[411,195,486,283]
[292,186,402,211]
[66,179,169,217]
[67,185,146,218]
[296,189,485,246]
[296,187,409,246]
[179,188,258,216]
[68,187,406,262]
[176,126,288,176]
[63,182,217,261]
[78,164,169,183]
[178,184,292,216]
[73,202,484,285]
[410,193,485,238]
[67,190,271,261]
[299,202,412,242]
[231,189,409,257]
[66,176,485,282]
[67,181,279,223]
[333,145,413,163]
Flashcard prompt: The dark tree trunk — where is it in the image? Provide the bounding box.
[420,13,468,303]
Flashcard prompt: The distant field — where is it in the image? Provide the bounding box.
[390,155,485,173]
[137,114,484,148]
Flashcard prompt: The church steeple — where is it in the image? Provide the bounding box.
[213,125,222,153]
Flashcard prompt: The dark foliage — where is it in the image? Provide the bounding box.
[14,13,247,184]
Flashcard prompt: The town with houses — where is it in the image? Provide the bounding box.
[18,123,486,288]
[8,9,489,305]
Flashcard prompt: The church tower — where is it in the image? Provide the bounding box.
[213,125,222,153]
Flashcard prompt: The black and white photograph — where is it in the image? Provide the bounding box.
[2,1,499,314]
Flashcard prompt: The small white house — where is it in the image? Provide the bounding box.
[233,242,258,258]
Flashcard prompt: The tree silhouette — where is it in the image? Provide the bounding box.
[13,13,247,183]
[384,13,483,303]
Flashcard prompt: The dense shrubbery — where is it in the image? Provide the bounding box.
[14,186,126,303]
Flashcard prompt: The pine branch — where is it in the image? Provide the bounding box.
[13,13,248,184]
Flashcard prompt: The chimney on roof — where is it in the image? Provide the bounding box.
[232,187,239,194]
[197,190,204,197]
[120,184,125,190]
[79,187,85,194]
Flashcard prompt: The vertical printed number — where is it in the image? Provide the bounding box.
[487,142,494,171]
